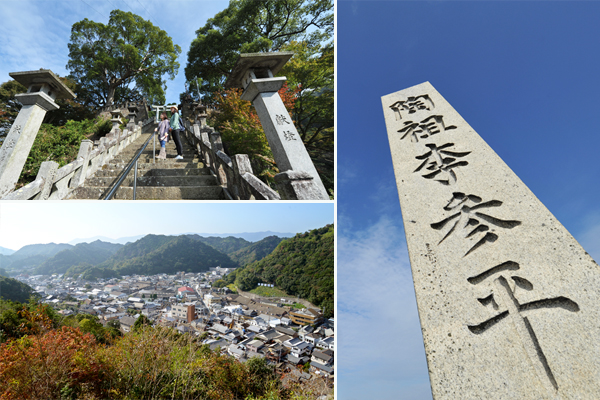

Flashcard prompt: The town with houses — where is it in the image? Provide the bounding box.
[14,267,334,390]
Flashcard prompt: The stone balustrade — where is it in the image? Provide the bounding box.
[1,117,153,200]
[181,120,281,200]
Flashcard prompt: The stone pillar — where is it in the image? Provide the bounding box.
[70,140,94,188]
[226,52,329,200]
[35,160,58,200]
[382,82,600,398]
[0,69,75,197]
[210,130,224,153]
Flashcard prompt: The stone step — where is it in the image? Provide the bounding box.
[103,161,206,172]
[149,168,211,177]
[72,185,225,200]
[93,167,212,178]
[85,174,218,187]
[108,156,200,168]
[69,127,226,200]
[118,146,197,155]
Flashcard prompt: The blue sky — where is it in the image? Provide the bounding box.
[0,0,230,104]
[337,1,600,399]
[0,202,334,251]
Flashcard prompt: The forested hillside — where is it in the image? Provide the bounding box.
[94,235,239,276]
[233,225,334,317]
[0,276,36,303]
[34,240,122,275]
[189,235,252,254]
[229,235,284,266]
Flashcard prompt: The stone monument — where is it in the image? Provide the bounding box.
[226,52,329,200]
[382,82,600,399]
[0,69,75,197]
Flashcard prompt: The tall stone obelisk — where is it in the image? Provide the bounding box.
[382,82,600,399]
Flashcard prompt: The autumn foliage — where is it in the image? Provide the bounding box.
[0,304,308,400]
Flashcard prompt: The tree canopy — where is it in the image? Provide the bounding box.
[67,10,181,107]
[185,0,333,99]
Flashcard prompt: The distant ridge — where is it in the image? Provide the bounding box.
[68,231,295,245]
[0,246,15,255]
[186,232,295,242]
[68,235,145,245]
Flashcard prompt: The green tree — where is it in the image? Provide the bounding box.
[133,314,151,332]
[186,0,333,100]
[0,80,27,143]
[67,10,181,107]
[280,40,334,194]
[212,279,227,288]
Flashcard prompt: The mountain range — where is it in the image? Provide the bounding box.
[66,231,295,246]
[0,233,286,279]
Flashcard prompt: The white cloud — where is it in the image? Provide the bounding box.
[0,0,230,103]
[337,216,432,400]
[0,1,71,81]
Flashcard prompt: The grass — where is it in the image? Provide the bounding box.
[249,286,289,298]
[226,284,237,293]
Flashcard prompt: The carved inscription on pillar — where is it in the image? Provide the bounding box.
[382,82,600,398]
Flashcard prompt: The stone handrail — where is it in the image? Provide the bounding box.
[181,120,280,200]
[1,117,154,200]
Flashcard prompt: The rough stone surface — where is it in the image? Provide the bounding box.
[275,170,324,200]
[382,81,600,399]
[0,100,49,196]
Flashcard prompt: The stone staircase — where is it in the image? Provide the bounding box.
[69,126,225,200]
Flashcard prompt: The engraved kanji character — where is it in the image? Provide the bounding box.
[275,114,290,125]
[430,192,521,256]
[414,143,470,185]
[398,115,457,143]
[389,95,434,120]
[466,260,579,390]
[282,131,297,141]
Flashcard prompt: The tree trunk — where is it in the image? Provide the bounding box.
[106,85,117,107]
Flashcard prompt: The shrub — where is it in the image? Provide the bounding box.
[17,118,111,186]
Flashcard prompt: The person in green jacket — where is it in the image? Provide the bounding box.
[169,105,184,160]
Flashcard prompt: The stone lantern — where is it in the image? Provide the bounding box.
[0,69,75,197]
[194,103,208,128]
[225,52,329,200]
[110,109,122,132]
[127,104,138,129]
